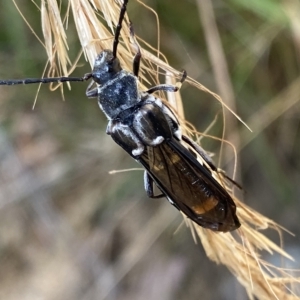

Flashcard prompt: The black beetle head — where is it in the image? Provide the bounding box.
[92,50,122,84]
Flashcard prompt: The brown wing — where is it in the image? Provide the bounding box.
[138,138,240,232]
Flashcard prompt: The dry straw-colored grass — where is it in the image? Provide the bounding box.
[12,0,300,299]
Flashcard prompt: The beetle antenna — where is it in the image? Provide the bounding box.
[112,0,129,58]
[0,73,92,86]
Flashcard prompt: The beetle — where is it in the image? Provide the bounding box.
[0,0,240,232]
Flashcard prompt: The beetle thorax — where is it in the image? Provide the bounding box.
[97,71,140,119]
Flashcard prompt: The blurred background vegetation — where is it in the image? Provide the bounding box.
[0,0,299,299]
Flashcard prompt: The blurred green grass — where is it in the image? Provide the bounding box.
[0,1,299,299]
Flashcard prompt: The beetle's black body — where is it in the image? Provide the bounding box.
[0,0,240,231]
